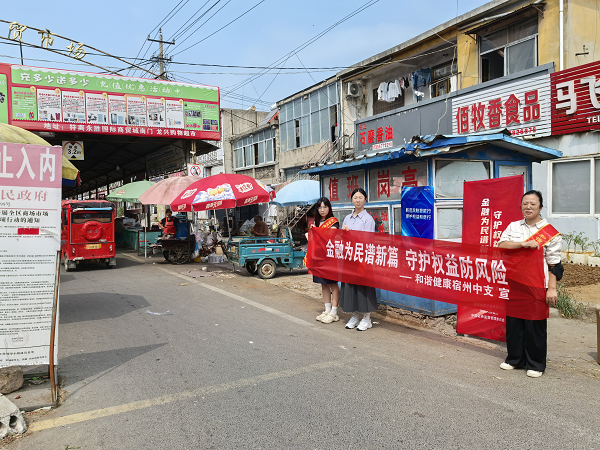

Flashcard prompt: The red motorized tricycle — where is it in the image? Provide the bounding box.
[61,200,117,271]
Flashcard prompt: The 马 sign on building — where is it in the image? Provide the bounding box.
[0,63,220,141]
[550,61,600,135]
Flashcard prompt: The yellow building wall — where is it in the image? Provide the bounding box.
[538,1,560,68]
[457,32,479,89]
[565,0,600,69]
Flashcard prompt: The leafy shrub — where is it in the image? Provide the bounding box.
[554,284,586,319]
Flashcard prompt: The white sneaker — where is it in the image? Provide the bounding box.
[527,370,543,378]
[320,313,339,324]
[316,312,328,322]
[356,318,372,331]
[345,316,360,329]
[500,362,515,370]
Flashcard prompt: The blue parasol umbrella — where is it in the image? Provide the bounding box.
[270,179,320,207]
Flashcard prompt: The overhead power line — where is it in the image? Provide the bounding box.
[127,0,188,76]
[167,0,212,42]
[221,0,380,97]
[170,0,231,52]
[172,0,268,57]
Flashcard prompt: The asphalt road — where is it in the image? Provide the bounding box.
[6,251,600,449]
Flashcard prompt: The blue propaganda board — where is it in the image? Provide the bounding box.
[401,186,434,239]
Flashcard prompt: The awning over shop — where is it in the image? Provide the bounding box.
[301,131,562,175]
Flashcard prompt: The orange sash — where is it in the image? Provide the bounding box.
[525,224,560,247]
[304,217,339,267]
[319,217,339,229]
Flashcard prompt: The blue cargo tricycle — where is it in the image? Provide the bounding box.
[225,227,306,279]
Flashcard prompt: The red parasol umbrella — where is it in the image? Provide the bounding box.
[170,173,275,212]
[138,176,203,205]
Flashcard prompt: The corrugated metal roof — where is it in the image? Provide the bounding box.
[259,109,278,126]
[301,131,562,174]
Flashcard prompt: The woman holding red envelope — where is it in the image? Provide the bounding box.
[340,188,377,331]
[309,197,341,324]
[498,190,562,378]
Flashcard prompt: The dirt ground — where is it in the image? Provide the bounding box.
[562,264,600,305]
[562,264,600,287]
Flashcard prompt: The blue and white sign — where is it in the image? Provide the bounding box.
[401,186,434,239]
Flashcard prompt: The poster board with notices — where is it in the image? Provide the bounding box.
[0,143,62,367]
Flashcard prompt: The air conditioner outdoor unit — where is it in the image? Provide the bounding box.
[347,82,362,97]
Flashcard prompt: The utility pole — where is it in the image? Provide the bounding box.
[147,28,175,80]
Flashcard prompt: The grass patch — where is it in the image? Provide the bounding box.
[554,284,586,319]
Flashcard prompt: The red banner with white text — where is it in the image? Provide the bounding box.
[306,228,548,321]
[458,175,525,341]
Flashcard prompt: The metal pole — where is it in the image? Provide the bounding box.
[48,250,61,403]
[225,208,232,236]
[144,204,149,258]
[158,29,165,78]
[19,41,23,65]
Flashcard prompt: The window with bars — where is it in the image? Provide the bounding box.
[279,83,338,152]
[233,129,276,169]
[372,88,404,115]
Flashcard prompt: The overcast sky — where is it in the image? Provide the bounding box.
[1,0,492,110]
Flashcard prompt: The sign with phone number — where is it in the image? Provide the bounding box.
[510,126,537,136]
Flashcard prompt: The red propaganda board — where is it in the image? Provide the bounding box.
[306,228,548,321]
[457,176,524,341]
[550,60,600,135]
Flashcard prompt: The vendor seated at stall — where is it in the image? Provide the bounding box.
[250,215,269,236]
[159,209,179,237]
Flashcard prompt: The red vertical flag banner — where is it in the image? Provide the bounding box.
[457,175,525,341]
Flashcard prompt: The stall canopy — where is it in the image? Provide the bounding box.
[270,179,320,207]
[106,180,155,203]
[138,176,202,206]
[170,173,275,212]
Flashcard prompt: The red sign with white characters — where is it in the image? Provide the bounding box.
[358,124,394,148]
[457,176,525,341]
[550,60,600,135]
[306,228,549,321]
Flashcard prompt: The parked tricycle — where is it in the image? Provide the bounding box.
[225,227,306,279]
[61,200,116,271]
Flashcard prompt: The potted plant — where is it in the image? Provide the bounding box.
[571,232,593,265]
[589,241,600,267]
[561,232,574,263]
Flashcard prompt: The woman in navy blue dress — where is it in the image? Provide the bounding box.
[308,197,341,324]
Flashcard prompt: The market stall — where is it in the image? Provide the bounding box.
[170,173,283,271]
[107,180,155,255]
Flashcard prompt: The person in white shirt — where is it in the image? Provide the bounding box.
[498,190,562,378]
[340,188,378,331]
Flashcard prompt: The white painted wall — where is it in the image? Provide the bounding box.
[533,132,600,245]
